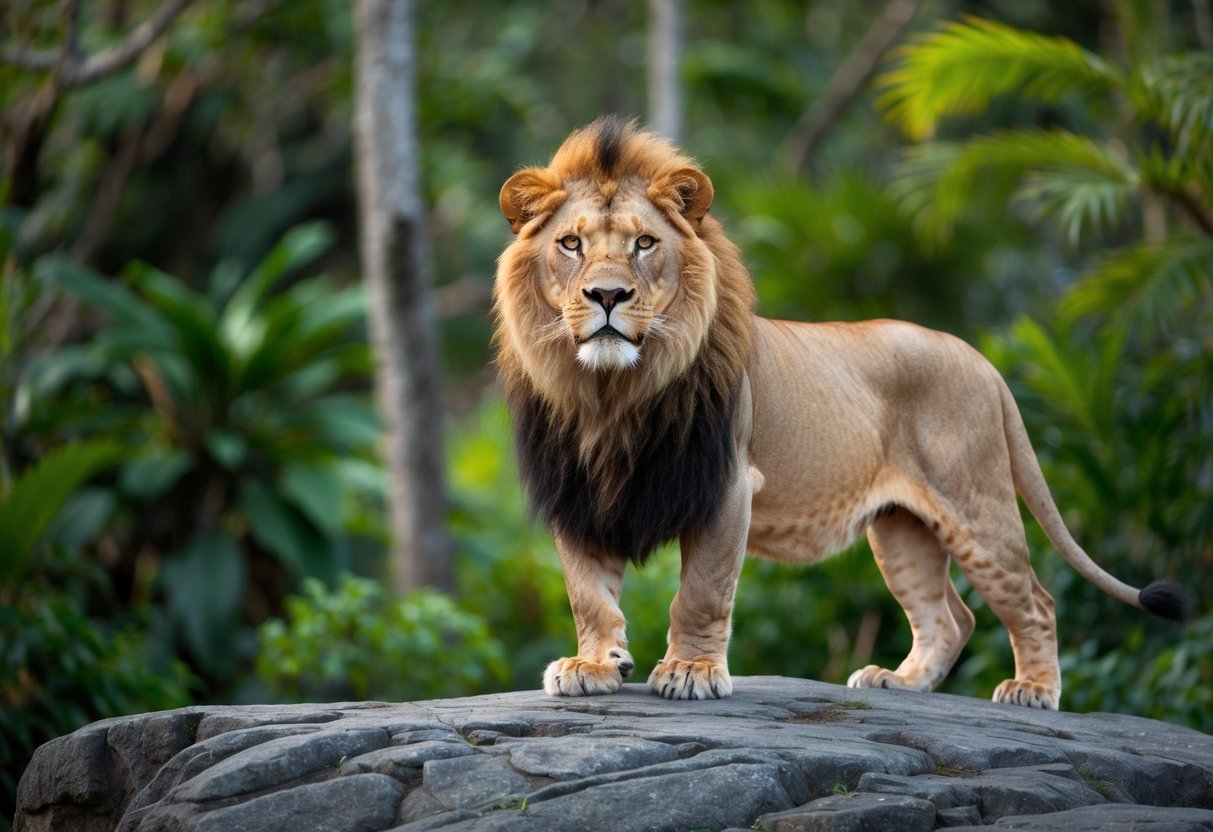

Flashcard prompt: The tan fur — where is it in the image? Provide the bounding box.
[496,120,1157,709]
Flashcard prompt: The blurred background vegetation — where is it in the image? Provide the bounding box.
[2,0,1211,824]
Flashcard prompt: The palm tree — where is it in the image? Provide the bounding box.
[877,14,1213,331]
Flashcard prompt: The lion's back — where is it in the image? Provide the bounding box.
[746,316,1010,560]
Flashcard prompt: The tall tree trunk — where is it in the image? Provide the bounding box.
[647,0,683,142]
[353,0,455,594]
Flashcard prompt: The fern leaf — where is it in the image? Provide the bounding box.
[0,440,125,583]
[891,128,1135,245]
[878,16,1123,140]
[1062,237,1213,330]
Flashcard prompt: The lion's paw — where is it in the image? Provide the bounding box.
[846,665,931,692]
[992,679,1059,710]
[543,648,634,697]
[647,658,732,700]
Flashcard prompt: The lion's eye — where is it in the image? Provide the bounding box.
[559,235,581,252]
[635,235,656,251]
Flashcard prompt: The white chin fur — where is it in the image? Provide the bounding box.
[577,338,641,372]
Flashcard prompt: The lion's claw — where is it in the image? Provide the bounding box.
[647,657,732,700]
[609,648,634,677]
[992,678,1059,710]
[543,649,634,696]
[847,665,925,692]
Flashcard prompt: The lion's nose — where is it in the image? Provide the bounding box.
[583,287,634,314]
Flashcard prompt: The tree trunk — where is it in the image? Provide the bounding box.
[647,0,683,142]
[353,0,455,594]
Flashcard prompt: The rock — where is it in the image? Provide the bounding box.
[14,677,1213,832]
[503,736,679,779]
[755,792,938,832]
[855,763,1113,823]
[950,803,1213,830]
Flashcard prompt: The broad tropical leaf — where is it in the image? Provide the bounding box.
[220,221,336,361]
[879,16,1123,140]
[36,257,171,344]
[159,530,246,677]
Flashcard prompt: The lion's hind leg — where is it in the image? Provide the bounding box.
[948,511,1062,709]
[848,508,975,693]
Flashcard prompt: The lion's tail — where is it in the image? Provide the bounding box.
[997,377,1190,622]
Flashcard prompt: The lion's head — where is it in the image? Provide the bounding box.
[493,116,756,563]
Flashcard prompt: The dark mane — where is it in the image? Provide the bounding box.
[509,367,739,566]
[592,114,628,178]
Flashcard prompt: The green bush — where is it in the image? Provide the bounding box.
[0,440,193,824]
[1,592,194,821]
[256,575,508,702]
[19,223,385,688]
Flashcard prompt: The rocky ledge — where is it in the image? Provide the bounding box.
[15,676,1213,832]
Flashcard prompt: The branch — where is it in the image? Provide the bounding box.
[0,0,193,87]
[67,0,193,86]
[0,45,58,72]
[783,0,924,171]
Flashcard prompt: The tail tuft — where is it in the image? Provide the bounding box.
[1139,580,1192,622]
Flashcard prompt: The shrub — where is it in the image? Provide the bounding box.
[256,574,508,702]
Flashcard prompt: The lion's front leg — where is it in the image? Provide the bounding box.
[649,472,752,700]
[544,538,633,696]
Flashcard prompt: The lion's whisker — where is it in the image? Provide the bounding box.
[534,316,572,345]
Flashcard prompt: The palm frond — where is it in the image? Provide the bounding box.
[890,128,1135,245]
[1062,236,1213,330]
[1018,165,1135,245]
[1133,52,1213,146]
[878,16,1123,141]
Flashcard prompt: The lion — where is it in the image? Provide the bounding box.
[492,115,1188,709]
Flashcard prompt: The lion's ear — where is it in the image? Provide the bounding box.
[500,167,564,234]
[649,167,714,229]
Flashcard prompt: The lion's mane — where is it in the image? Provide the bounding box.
[494,117,756,564]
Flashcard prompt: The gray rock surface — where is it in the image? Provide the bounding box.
[14,676,1213,832]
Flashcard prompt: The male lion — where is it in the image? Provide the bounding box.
[493,116,1187,709]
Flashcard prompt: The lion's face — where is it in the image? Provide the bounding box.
[495,118,752,427]
[537,181,684,372]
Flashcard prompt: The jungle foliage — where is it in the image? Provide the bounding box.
[2,0,1211,825]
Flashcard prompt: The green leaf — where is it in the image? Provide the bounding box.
[234,282,367,397]
[241,480,338,581]
[0,441,124,583]
[285,395,381,449]
[205,429,248,470]
[123,262,233,402]
[1017,165,1135,245]
[36,257,171,343]
[220,221,335,359]
[281,463,343,533]
[1132,52,1213,143]
[891,129,1135,245]
[1062,237,1213,330]
[878,16,1123,140]
[119,449,195,501]
[159,531,246,677]
[42,486,118,553]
